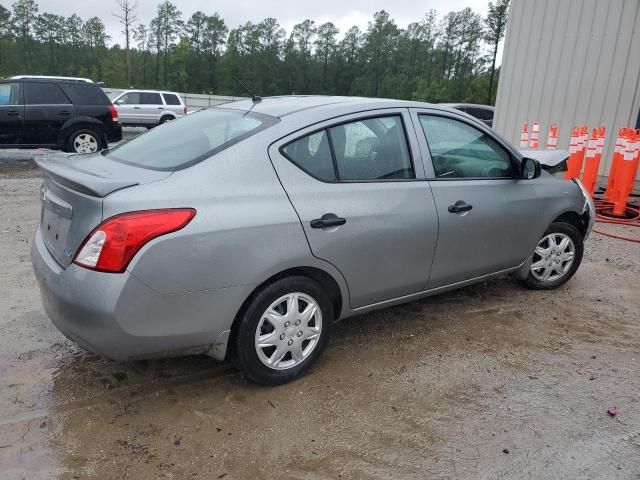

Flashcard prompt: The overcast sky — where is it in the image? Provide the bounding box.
[24,0,490,44]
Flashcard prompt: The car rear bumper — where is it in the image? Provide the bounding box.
[31,225,252,361]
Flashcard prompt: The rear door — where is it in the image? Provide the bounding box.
[0,82,24,145]
[411,108,539,288]
[269,109,438,308]
[139,92,163,125]
[24,82,74,146]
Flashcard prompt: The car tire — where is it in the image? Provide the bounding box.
[233,276,333,385]
[67,128,103,154]
[159,116,174,125]
[522,221,584,290]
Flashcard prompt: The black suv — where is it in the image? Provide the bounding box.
[0,78,122,153]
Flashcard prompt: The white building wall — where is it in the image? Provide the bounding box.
[494,0,640,178]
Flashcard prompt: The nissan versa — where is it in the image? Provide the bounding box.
[31,96,595,385]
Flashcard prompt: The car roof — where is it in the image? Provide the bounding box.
[9,75,94,83]
[440,103,495,111]
[0,77,101,87]
[118,89,181,95]
[221,95,451,118]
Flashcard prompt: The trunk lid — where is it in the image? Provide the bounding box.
[36,152,171,268]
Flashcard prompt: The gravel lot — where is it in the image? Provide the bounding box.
[0,160,639,479]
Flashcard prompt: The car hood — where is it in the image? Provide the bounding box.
[518,149,569,170]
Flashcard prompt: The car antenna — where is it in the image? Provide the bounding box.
[233,76,261,103]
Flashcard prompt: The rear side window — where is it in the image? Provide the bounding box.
[106,108,278,171]
[0,83,20,105]
[60,83,109,105]
[140,92,162,105]
[282,115,414,182]
[25,83,70,105]
[419,115,511,179]
[162,93,181,105]
[282,131,335,181]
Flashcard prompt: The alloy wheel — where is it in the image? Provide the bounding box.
[530,232,575,282]
[73,133,99,153]
[254,292,322,370]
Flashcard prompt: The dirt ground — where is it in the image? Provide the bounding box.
[1,162,639,479]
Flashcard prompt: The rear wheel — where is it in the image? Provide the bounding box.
[159,115,174,125]
[522,222,584,290]
[67,128,102,153]
[234,276,333,385]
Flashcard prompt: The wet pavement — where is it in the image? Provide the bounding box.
[1,164,639,479]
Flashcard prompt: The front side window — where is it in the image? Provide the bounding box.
[0,83,19,105]
[106,108,278,170]
[419,115,511,179]
[282,114,414,182]
[117,92,141,105]
[25,83,70,105]
[162,93,181,105]
[140,92,162,105]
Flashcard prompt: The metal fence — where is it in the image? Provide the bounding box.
[102,88,246,110]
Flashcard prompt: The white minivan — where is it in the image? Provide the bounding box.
[111,90,187,127]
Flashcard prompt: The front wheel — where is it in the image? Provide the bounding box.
[233,276,333,385]
[522,221,584,290]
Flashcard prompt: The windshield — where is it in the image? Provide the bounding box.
[105,108,278,170]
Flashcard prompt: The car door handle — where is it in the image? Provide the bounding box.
[310,213,346,229]
[133,106,141,109]
[157,107,164,109]
[59,110,70,115]
[448,201,473,214]
[7,110,19,116]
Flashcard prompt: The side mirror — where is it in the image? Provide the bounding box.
[114,99,122,105]
[521,157,541,180]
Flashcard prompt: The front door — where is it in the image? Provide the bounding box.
[269,110,438,308]
[23,82,75,146]
[115,91,143,124]
[412,109,540,288]
[0,82,23,145]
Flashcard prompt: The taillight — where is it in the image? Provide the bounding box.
[108,104,119,122]
[184,105,188,114]
[74,209,196,273]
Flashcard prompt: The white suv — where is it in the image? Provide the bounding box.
[112,90,187,127]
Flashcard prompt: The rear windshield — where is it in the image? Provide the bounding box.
[105,108,278,170]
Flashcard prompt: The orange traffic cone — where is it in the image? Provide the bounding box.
[631,129,640,185]
[582,128,600,196]
[519,122,529,148]
[547,123,558,150]
[565,127,580,179]
[613,131,638,216]
[575,124,589,177]
[529,122,540,149]
[605,129,627,202]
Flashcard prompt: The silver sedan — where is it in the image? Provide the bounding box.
[31,96,594,384]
